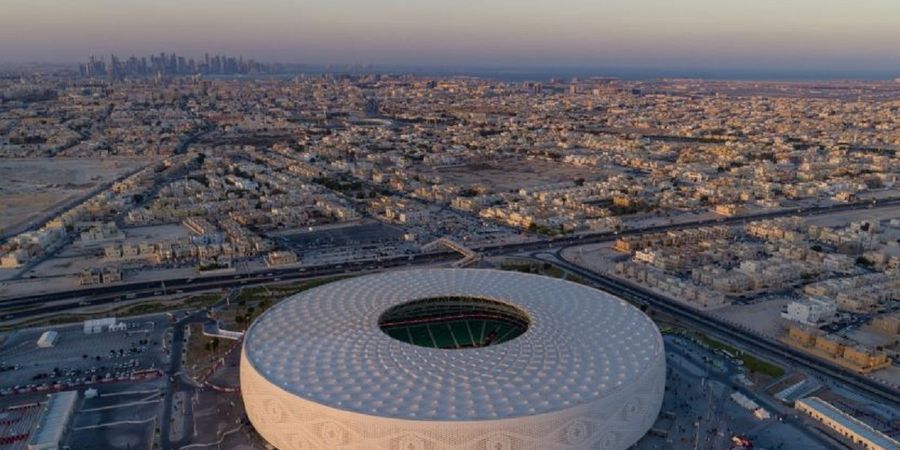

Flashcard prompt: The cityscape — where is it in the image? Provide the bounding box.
[78,53,285,79]
[1,1,899,450]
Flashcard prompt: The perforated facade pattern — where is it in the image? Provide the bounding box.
[241,269,666,449]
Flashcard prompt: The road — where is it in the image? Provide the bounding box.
[0,253,461,321]
[1,125,215,279]
[664,338,835,450]
[480,196,900,257]
[159,311,196,450]
[1,194,898,418]
[158,289,235,450]
[530,251,900,408]
[4,196,898,318]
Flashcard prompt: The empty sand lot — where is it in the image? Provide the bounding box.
[425,159,620,192]
[0,157,146,235]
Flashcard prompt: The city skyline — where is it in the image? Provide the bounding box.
[1,0,899,77]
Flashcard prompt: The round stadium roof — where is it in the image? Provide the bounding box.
[242,268,664,422]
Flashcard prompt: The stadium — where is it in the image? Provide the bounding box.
[240,268,666,450]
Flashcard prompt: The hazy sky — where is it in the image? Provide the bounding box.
[1,0,899,73]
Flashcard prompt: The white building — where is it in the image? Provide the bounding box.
[633,249,657,265]
[36,330,59,348]
[83,317,126,334]
[781,297,837,326]
[27,391,78,450]
[730,392,770,421]
[242,269,666,450]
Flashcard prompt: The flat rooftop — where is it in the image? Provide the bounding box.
[796,396,900,450]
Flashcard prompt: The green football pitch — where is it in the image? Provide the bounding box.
[379,296,529,349]
[383,318,523,349]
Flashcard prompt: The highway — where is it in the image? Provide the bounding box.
[532,252,900,407]
[0,191,896,428]
[480,195,900,256]
[0,252,461,321]
[2,195,898,319]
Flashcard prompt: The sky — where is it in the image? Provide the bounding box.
[1,0,899,76]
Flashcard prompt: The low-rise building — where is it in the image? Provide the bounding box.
[36,330,59,348]
[795,397,900,450]
[782,325,891,373]
[0,249,30,268]
[870,312,900,336]
[615,261,727,309]
[79,267,122,285]
[781,297,837,326]
[84,317,125,334]
[729,392,771,420]
[27,391,78,450]
[78,222,124,242]
[265,250,299,267]
[713,203,747,217]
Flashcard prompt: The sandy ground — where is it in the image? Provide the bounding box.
[560,241,627,274]
[20,255,100,278]
[622,209,721,229]
[121,224,193,241]
[0,191,79,231]
[804,205,900,227]
[712,299,792,339]
[424,159,618,192]
[0,274,79,298]
[869,366,900,388]
[843,327,898,349]
[0,157,146,235]
[0,264,213,300]
[858,188,900,201]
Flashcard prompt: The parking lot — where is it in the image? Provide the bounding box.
[281,222,405,248]
[65,382,162,450]
[0,316,169,395]
[635,334,830,450]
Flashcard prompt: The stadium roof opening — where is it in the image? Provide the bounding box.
[378,296,530,349]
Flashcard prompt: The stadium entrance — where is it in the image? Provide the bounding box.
[378,297,530,349]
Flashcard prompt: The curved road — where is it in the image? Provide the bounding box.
[533,251,900,407]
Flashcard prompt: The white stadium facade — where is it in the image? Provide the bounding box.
[240,268,666,450]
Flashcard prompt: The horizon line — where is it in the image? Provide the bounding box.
[2,59,899,82]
